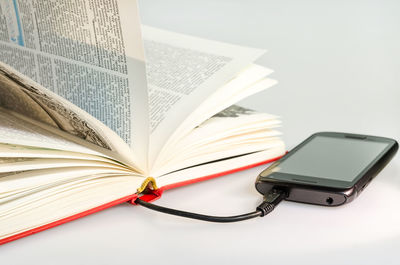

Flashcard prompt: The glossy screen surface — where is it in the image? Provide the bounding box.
[277,136,388,181]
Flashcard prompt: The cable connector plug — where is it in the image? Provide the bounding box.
[256,189,287,217]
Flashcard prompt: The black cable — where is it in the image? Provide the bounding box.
[135,189,287,223]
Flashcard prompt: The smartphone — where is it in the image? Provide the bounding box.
[255,132,398,206]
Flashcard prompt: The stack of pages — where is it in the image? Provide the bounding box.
[0,0,285,244]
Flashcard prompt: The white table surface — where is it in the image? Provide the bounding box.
[2,0,400,264]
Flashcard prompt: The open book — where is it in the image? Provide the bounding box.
[0,0,285,244]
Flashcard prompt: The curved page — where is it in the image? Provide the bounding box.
[0,0,149,169]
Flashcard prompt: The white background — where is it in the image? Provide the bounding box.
[1,0,400,264]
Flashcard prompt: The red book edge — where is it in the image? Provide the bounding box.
[0,155,283,245]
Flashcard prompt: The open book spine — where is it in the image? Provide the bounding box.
[0,155,283,245]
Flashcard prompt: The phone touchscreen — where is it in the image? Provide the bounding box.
[277,136,389,182]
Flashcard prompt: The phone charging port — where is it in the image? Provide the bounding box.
[326,197,334,205]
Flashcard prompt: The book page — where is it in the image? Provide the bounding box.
[0,171,144,240]
[0,157,127,174]
[0,143,125,162]
[0,107,110,156]
[0,106,143,171]
[0,163,145,237]
[0,0,149,168]
[0,64,138,167]
[156,148,285,189]
[151,65,277,171]
[151,105,283,177]
[142,26,266,167]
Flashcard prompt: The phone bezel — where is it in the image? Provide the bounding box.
[258,132,398,190]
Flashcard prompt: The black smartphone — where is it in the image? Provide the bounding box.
[255,132,398,206]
